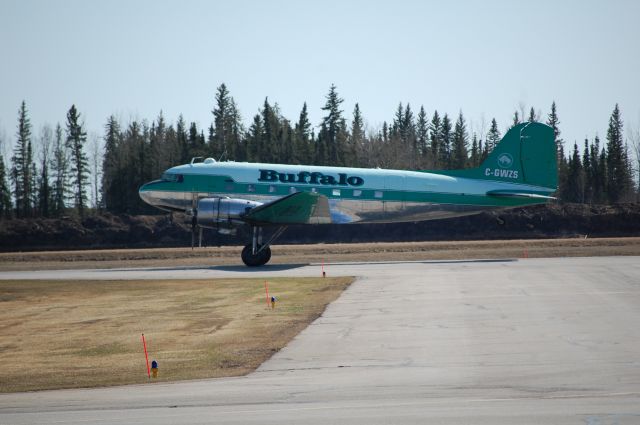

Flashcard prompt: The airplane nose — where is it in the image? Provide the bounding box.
[139,185,156,205]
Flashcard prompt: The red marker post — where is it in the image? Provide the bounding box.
[141,333,150,379]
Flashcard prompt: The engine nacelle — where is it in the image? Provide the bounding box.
[196,197,261,229]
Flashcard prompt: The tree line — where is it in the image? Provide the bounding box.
[0,84,637,218]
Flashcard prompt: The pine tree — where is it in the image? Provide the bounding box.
[65,104,89,217]
[0,154,11,218]
[605,104,634,202]
[451,111,469,169]
[11,101,34,217]
[528,107,537,122]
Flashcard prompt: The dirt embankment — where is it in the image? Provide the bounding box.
[1,203,640,252]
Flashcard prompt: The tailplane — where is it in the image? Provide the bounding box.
[434,122,557,190]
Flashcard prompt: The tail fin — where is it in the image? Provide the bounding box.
[436,122,557,189]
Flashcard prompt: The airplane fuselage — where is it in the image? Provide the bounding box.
[139,160,553,224]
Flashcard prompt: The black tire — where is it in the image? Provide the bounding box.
[241,244,272,267]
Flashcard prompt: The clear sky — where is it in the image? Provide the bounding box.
[1,0,639,159]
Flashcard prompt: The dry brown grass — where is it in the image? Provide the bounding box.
[0,277,352,393]
[1,238,640,271]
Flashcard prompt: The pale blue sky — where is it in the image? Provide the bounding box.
[1,0,639,158]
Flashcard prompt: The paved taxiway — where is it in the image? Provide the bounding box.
[1,256,639,424]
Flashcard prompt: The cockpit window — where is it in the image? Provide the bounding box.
[161,173,183,183]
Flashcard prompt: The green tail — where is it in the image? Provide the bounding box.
[433,122,557,189]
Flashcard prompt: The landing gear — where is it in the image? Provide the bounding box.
[241,244,272,267]
[240,225,287,267]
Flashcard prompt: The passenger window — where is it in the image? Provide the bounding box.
[332,189,341,196]
[247,184,255,192]
[374,190,383,199]
[269,185,277,193]
[353,189,362,197]
[289,187,297,194]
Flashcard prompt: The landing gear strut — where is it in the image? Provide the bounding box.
[241,226,287,267]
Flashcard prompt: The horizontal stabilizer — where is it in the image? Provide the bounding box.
[244,191,331,225]
[486,190,556,200]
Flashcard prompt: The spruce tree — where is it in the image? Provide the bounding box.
[320,84,345,165]
[451,111,469,169]
[51,124,69,215]
[486,118,501,154]
[416,106,429,167]
[439,114,452,168]
[429,111,441,168]
[101,116,120,212]
[605,104,634,203]
[294,103,312,164]
[349,103,364,167]
[65,104,89,217]
[11,101,34,217]
[470,133,479,167]
[37,125,53,217]
[0,154,11,218]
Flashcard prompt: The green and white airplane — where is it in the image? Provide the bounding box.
[139,122,557,266]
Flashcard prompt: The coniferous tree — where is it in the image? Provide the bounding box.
[565,142,584,202]
[349,103,364,167]
[528,107,537,122]
[36,125,53,217]
[294,103,312,164]
[605,104,634,202]
[65,104,89,217]
[451,111,469,169]
[470,133,479,167]
[174,115,188,163]
[0,154,11,218]
[101,116,121,212]
[416,106,429,167]
[11,101,34,217]
[51,123,69,215]
[319,84,345,165]
[486,118,501,154]
[246,114,263,163]
[511,110,520,128]
[429,111,442,168]
[439,114,452,168]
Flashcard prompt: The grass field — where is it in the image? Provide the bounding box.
[0,277,353,393]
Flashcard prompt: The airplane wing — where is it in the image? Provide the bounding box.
[244,191,332,225]
[486,190,556,200]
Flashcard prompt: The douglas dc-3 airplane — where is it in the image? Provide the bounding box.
[139,122,557,266]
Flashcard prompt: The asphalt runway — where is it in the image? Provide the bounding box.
[1,257,640,424]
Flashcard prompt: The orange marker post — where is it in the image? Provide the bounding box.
[141,333,150,379]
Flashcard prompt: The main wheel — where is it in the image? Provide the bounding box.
[241,244,272,267]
